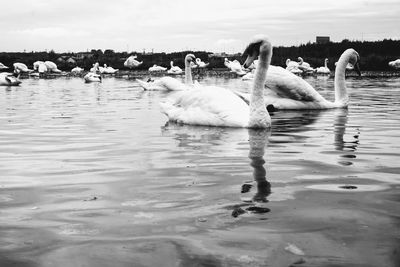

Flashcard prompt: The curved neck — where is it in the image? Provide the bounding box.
[248,46,271,128]
[170,61,174,67]
[334,51,351,105]
[324,59,328,68]
[184,59,193,84]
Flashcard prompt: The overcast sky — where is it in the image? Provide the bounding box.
[1,0,399,53]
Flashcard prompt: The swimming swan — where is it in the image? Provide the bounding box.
[238,49,361,110]
[388,59,400,69]
[124,55,143,68]
[195,58,209,68]
[224,58,247,76]
[159,35,272,128]
[149,65,167,72]
[286,59,302,74]
[84,72,102,83]
[0,73,22,86]
[0,62,9,70]
[137,54,197,91]
[316,58,330,74]
[297,57,315,73]
[167,61,183,74]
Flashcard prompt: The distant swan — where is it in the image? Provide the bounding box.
[167,61,183,74]
[13,63,33,74]
[237,49,361,110]
[149,64,167,72]
[224,58,247,76]
[44,61,62,73]
[137,54,197,91]
[0,62,9,70]
[297,57,315,73]
[90,62,100,73]
[285,59,302,74]
[195,58,209,68]
[100,64,118,74]
[124,55,143,68]
[0,72,21,86]
[33,61,47,73]
[388,59,400,69]
[159,35,272,128]
[71,66,84,73]
[84,72,102,83]
[316,58,330,74]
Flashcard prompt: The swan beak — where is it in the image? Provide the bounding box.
[354,62,361,76]
[243,55,256,69]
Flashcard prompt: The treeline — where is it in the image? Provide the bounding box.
[0,39,399,71]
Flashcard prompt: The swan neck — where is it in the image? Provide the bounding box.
[185,60,193,84]
[334,52,350,105]
[324,59,328,68]
[248,47,271,128]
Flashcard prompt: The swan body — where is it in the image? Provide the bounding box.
[239,49,361,110]
[160,35,272,128]
[224,58,247,76]
[13,63,33,74]
[167,61,183,74]
[33,61,48,73]
[316,58,330,74]
[0,72,22,86]
[100,64,118,74]
[84,72,102,83]
[297,57,315,73]
[90,62,100,73]
[71,66,84,73]
[137,54,197,91]
[124,55,142,68]
[149,65,167,72]
[285,59,302,74]
[195,58,209,68]
[388,59,400,69]
[44,61,62,73]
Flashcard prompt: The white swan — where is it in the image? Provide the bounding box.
[167,61,183,74]
[84,72,102,83]
[44,61,62,73]
[100,64,118,74]
[71,66,84,73]
[316,58,330,75]
[388,59,400,69]
[224,58,247,76]
[136,54,197,91]
[195,58,209,68]
[285,59,302,74]
[90,62,100,73]
[297,57,315,73]
[124,55,143,68]
[239,49,361,110]
[33,61,47,73]
[0,62,9,70]
[0,72,21,86]
[13,63,33,74]
[149,64,167,72]
[159,35,272,128]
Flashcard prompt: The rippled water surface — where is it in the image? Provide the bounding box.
[1,75,399,267]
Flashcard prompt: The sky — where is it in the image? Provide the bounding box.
[1,0,399,53]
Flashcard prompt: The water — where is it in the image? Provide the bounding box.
[0,75,399,267]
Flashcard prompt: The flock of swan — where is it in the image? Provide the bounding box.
[1,34,399,129]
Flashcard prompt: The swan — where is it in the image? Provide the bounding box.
[149,64,167,72]
[195,58,209,68]
[13,63,33,74]
[44,61,62,73]
[388,59,400,69]
[224,58,247,76]
[285,59,302,74]
[33,61,48,73]
[90,62,100,73]
[297,57,315,73]
[84,72,102,83]
[136,54,197,91]
[0,72,21,86]
[167,61,183,74]
[238,49,361,110]
[101,64,118,74]
[124,55,143,68]
[0,62,9,70]
[159,35,272,128]
[71,66,84,73]
[316,58,330,75]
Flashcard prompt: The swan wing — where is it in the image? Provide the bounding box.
[266,66,325,102]
[160,86,250,127]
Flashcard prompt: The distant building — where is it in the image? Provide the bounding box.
[316,36,330,44]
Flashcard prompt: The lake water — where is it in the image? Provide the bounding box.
[0,74,399,267]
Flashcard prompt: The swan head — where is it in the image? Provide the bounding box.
[346,49,361,76]
[242,35,272,68]
[185,54,197,65]
[286,58,291,66]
